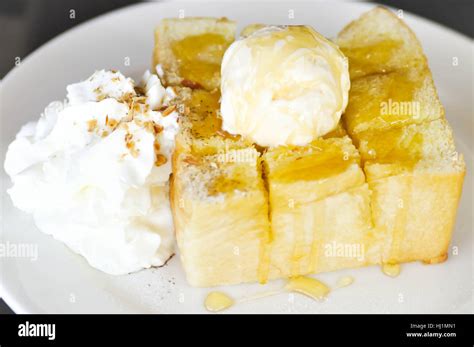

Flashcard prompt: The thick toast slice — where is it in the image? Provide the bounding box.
[338,8,465,265]
[157,8,464,287]
[173,88,251,156]
[171,149,270,286]
[158,19,270,286]
[171,88,261,287]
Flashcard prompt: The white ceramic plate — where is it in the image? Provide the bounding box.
[1,1,472,314]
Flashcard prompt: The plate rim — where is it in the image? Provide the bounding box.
[1,1,472,314]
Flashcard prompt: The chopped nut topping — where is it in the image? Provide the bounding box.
[132,104,141,114]
[181,105,190,116]
[154,123,164,134]
[183,156,200,165]
[134,86,146,96]
[162,105,176,117]
[181,79,202,89]
[141,121,153,133]
[118,122,129,131]
[134,96,147,104]
[120,92,135,105]
[155,154,167,167]
[87,119,98,132]
[124,133,139,158]
[130,148,140,158]
[154,140,161,152]
[106,117,118,129]
[93,86,107,101]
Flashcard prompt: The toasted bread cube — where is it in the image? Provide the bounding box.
[174,88,251,156]
[360,120,465,264]
[338,7,443,136]
[263,136,365,205]
[369,172,464,265]
[263,136,380,279]
[153,18,236,91]
[337,7,427,80]
[343,67,443,136]
[267,184,379,278]
[171,148,270,286]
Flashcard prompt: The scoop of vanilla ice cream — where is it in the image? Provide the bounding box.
[4,69,179,275]
[220,26,350,147]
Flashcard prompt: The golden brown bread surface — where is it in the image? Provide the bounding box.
[338,7,444,136]
[337,6,426,80]
[344,67,444,135]
[157,7,464,287]
[153,17,236,91]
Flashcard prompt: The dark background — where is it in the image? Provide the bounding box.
[0,0,472,314]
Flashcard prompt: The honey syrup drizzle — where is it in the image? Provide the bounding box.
[285,276,330,300]
[205,291,234,312]
[171,33,233,91]
[290,209,305,277]
[309,203,324,273]
[342,37,425,279]
[257,227,272,284]
[257,160,272,284]
[388,175,412,265]
[205,276,331,312]
[336,276,354,288]
[302,204,316,274]
[341,39,403,79]
[382,263,401,278]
